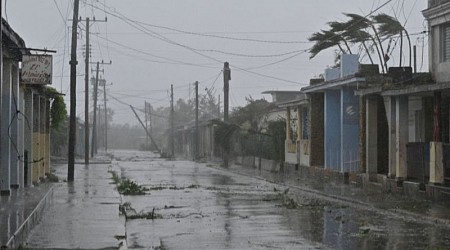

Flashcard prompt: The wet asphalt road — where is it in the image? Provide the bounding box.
[113,150,450,250]
[25,150,450,249]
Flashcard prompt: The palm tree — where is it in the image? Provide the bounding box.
[372,13,412,68]
[343,13,384,69]
[308,29,345,59]
[327,21,353,54]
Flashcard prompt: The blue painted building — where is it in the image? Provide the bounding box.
[302,54,365,173]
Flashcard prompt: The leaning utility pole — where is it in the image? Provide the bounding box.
[130,105,160,152]
[194,81,199,161]
[68,0,80,182]
[223,62,231,167]
[170,84,174,159]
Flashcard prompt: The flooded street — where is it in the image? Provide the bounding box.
[111,150,450,249]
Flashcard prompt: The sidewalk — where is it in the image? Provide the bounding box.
[20,158,126,249]
[220,163,450,227]
[0,181,53,248]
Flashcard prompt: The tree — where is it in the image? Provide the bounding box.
[372,13,412,67]
[308,12,412,73]
[230,97,274,131]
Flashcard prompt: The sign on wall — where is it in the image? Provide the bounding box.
[21,55,53,85]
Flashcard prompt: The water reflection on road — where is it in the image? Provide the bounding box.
[113,150,450,249]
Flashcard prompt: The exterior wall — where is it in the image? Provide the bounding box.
[24,89,33,186]
[310,93,324,167]
[1,60,12,193]
[341,87,360,173]
[324,90,341,170]
[426,3,450,83]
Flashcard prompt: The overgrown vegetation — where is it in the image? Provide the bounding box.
[46,87,67,130]
[109,170,148,195]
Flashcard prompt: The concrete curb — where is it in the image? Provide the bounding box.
[4,185,55,249]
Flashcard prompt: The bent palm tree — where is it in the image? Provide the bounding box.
[372,13,412,68]
[344,13,387,73]
[308,29,345,59]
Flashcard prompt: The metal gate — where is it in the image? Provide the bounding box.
[406,142,430,183]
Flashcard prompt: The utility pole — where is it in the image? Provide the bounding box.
[130,106,160,152]
[68,0,80,182]
[91,60,111,156]
[194,81,199,161]
[170,84,174,159]
[223,62,231,167]
[103,80,108,151]
[223,62,230,122]
[84,17,90,165]
[91,62,99,157]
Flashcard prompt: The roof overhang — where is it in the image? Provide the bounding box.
[301,76,366,93]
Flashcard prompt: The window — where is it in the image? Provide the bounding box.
[302,107,310,140]
[442,23,450,62]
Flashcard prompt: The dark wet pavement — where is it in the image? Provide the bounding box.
[0,182,52,247]
[24,159,126,249]
[20,150,450,249]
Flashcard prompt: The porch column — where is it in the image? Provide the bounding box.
[44,99,50,175]
[395,96,408,180]
[297,106,302,141]
[10,64,19,188]
[1,60,12,195]
[24,89,33,186]
[40,97,46,177]
[384,96,397,178]
[18,88,25,187]
[430,91,444,184]
[286,107,291,141]
[366,95,378,180]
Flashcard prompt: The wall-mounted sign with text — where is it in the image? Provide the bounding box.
[21,55,53,85]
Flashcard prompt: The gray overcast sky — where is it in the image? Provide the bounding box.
[8,0,428,125]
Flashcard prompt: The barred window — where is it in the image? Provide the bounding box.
[302,107,310,140]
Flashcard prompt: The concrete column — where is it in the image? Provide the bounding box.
[366,96,378,180]
[24,89,33,186]
[46,99,51,175]
[286,107,291,141]
[297,106,302,141]
[384,96,397,178]
[10,64,19,188]
[40,97,46,177]
[395,96,408,180]
[429,141,444,184]
[18,88,25,187]
[1,60,12,195]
